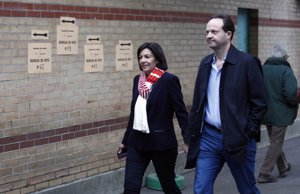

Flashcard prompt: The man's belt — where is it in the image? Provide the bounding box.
[204,122,222,134]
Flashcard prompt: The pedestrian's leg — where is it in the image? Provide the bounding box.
[194,126,224,194]
[274,126,288,173]
[259,125,286,175]
[124,147,150,194]
[277,151,287,170]
[152,148,181,194]
[227,139,261,194]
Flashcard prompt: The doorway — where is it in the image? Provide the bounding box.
[237,8,259,56]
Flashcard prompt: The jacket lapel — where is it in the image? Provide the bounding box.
[146,74,164,109]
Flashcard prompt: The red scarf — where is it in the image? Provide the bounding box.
[138,67,165,99]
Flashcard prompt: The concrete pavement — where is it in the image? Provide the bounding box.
[142,136,300,194]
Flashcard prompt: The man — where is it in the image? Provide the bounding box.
[258,44,298,183]
[184,15,268,194]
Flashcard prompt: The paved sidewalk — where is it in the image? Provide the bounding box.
[142,136,300,194]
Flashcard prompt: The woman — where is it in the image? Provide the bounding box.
[118,42,188,194]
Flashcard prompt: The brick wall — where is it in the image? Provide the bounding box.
[0,0,300,193]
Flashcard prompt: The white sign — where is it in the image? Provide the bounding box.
[28,43,52,73]
[84,44,104,72]
[116,40,133,71]
[31,30,49,40]
[57,25,78,55]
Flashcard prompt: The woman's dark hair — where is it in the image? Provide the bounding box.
[137,42,168,71]
[209,14,235,40]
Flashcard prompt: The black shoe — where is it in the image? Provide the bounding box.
[279,163,291,178]
[258,173,277,183]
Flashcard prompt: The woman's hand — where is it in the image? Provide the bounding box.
[118,143,126,154]
[117,143,128,159]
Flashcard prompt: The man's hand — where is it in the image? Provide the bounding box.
[183,143,189,155]
[248,129,261,142]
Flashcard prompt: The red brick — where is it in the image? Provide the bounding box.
[69,125,80,132]
[99,126,109,133]
[20,140,34,148]
[80,13,94,19]
[66,12,80,18]
[119,9,131,15]
[144,16,154,21]
[110,8,122,14]
[131,9,141,15]
[157,10,168,16]
[163,17,172,22]
[0,10,11,17]
[103,14,113,20]
[87,128,98,135]
[48,4,61,11]
[4,143,19,152]
[63,133,75,140]
[114,14,124,20]
[93,120,104,127]
[154,17,163,22]
[34,138,48,146]
[171,11,181,17]
[184,12,193,18]
[94,13,104,19]
[49,135,62,143]
[140,10,150,15]
[135,15,145,21]
[27,11,41,17]
[1,137,13,144]
[124,15,134,20]
[18,3,33,10]
[3,2,19,9]
[97,7,109,13]
[110,124,121,131]
[54,11,63,18]
[82,123,93,130]
[56,127,68,135]
[148,10,159,16]
[61,5,74,11]
[42,129,55,137]
[116,116,128,123]
[75,131,86,138]
[87,7,97,13]
[121,123,128,128]
[11,134,27,143]
[74,6,86,12]
[41,11,55,18]
[28,132,41,140]
[0,146,3,153]
[33,4,48,10]
[104,119,115,125]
